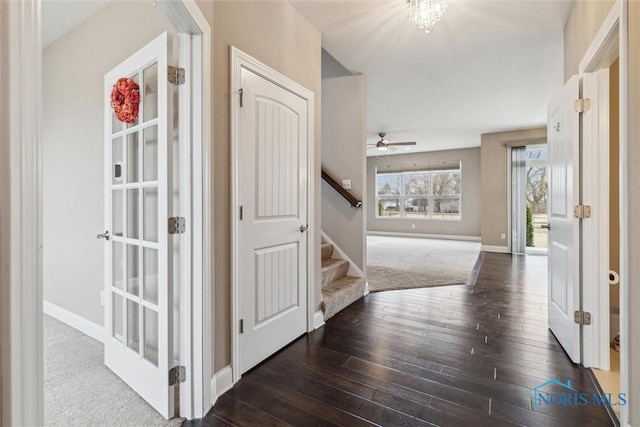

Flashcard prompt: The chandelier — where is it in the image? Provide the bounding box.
[406,0,447,33]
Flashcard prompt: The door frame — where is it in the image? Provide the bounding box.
[577,0,627,423]
[0,0,213,423]
[230,47,316,384]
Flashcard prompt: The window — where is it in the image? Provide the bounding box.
[376,162,461,220]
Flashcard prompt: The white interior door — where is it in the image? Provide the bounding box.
[236,65,309,375]
[103,32,175,419]
[547,75,581,363]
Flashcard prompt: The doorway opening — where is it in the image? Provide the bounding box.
[39,0,211,423]
[510,144,549,255]
[591,56,621,423]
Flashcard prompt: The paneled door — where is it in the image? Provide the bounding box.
[236,57,310,375]
[547,75,581,363]
[102,32,176,419]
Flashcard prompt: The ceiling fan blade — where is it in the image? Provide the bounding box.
[387,141,416,146]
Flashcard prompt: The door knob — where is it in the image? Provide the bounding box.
[299,224,308,233]
[97,230,111,241]
[541,224,551,230]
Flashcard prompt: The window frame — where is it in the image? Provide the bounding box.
[375,165,462,221]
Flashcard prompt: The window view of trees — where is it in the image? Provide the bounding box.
[376,166,461,220]
[527,166,548,215]
[525,146,549,249]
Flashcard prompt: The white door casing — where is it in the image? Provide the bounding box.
[547,75,581,364]
[231,48,314,380]
[104,32,176,419]
[581,69,611,370]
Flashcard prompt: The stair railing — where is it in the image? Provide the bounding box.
[321,168,362,209]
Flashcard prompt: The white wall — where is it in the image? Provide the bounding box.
[367,148,481,239]
[42,1,175,327]
[322,75,367,271]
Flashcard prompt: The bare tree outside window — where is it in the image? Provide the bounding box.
[375,165,461,220]
[527,166,548,215]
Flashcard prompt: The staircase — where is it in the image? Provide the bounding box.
[321,239,366,321]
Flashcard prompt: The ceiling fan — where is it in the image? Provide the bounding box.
[367,132,417,151]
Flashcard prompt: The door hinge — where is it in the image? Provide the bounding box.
[574,311,592,325]
[168,217,186,234]
[239,205,244,220]
[240,318,244,334]
[238,88,244,107]
[573,205,592,219]
[168,66,185,85]
[168,365,186,386]
[574,98,591,113]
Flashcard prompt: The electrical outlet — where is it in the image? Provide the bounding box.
[100,291,105,306]
[342,179,352,190]
[500,233,506,240]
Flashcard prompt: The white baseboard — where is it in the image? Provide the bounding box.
[481,245,510,253]
[367,231,481,242]
[43,300,104,343]
[321,231,364,278]
[313,310,325,329]
[210,365,233,406]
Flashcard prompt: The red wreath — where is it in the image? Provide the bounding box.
[111,77,140,124]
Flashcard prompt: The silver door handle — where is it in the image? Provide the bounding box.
[541,224,551,230]
[97,230,110,241]
[299,224,308,233]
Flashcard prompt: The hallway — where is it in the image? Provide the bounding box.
[188,253,612,426]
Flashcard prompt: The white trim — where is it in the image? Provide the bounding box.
[210,366,233,405]
[230,47,316,384]
[43,301,104,344]
[481,245,510,253]
[581,69,611,370]
[322,231,364,278]
[313,310,325,330]
[154,0,212,418]
[367,230,481,242]
[579,1,621,74]
[2,1,44,425]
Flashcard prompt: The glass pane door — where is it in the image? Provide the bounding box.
[110,63,161,367]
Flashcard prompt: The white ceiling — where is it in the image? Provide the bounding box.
[42,0,110,48]
[41,0,574,155]
[291,0,574,155]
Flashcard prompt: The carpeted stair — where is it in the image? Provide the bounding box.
[320,240,366,321]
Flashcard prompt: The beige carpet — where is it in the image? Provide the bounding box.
[367,235,481,292]
[44,315,184,427]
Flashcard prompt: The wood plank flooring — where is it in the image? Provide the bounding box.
[184,253,612,426]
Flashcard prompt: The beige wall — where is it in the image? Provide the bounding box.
[42,1,174,326]
[367,148,481,238]
[322,75,367,270]
[212,0,321,371]
[563,0,616,82]
[626,2,640,419]
[480,127,547,248]
[0,1,9,424]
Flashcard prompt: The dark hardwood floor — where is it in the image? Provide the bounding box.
[185,253,612,426]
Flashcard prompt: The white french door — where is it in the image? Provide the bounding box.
[103,32,176,419]
[547,75,581,363]
[234,51,311,376]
